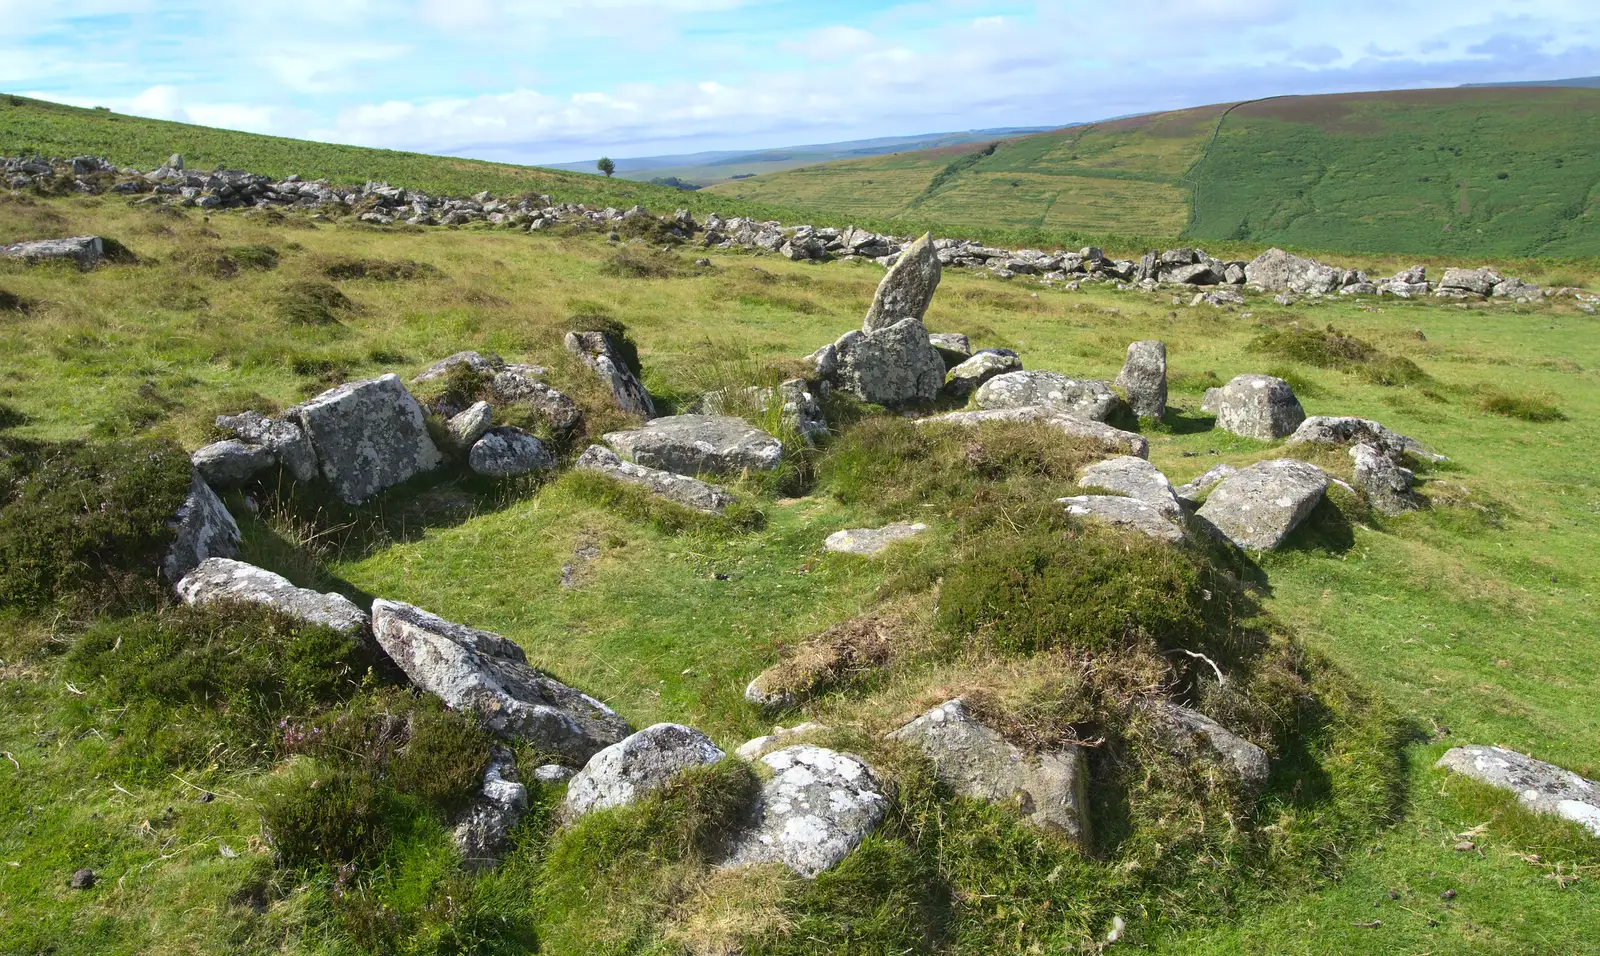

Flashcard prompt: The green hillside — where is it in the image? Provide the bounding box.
[707,88,1600,256]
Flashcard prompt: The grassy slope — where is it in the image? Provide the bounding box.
[1,191,1598,952]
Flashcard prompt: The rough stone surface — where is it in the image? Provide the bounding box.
[574,445,735,514]
[533,764,575,784]
[488,365,583,437]
[469,426,555,477]
[452,747,528,871]
[1146,701,1271,791]
[928,332,972,369]
[1437,747,1600,837]
[565,330,654,417]
[1439,267,1499,296]
[944,349,1022,398]
[889,699,1089,843]
[1351,441,1422,516]
[161,471,241,582]
[863,233,941,332]
[603,415,782,477]
[176,558,368,634]
[192,439,275,489]
[1196,459,1329,550]
[1244,248,1343,294]
[1200,387,1223,414]
[1286,415,1442,461]
[447,402,494,449]
[724,746,887,877]
[1079,456,1181,518]
[70,868,96,890]
[413,350,504,384]
[295,374,443,504]
[563,723,726,819]
[1059,495,1185,542]
[1,236,104,269]
[917,406,1148,458]
[827,317,946,408]
[736,723,824,761]
[1214,374,1306,440]
[371,600,631,764]
[215,411,318,482]
[974,371,1121,422]
[1115,341,1167,419]
[1174,463,1238,504]
[824,522,929,557]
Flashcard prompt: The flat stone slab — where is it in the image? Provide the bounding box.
[889,699,1088,843]
[1,236,104,269]
[1196,459,1328,551]
[975,371,1121,422]
[1059,495,1184,543]
[371,600,631,764]
[176,558,368,635]
[161,471,240,583]
[1079,456,1181,519]
[916,406,1148,458]
[824,522,929,557]
[192,439,275,489]
[1437,746,1600,836]
[295,373,443,505]
[575,445,735,514]
[725,746,887,877]
[1214,374,1305,441]
[564,723,726,820]
[603,415,781,477]
[1146,701,1270,792]
[1286,416,1443,461]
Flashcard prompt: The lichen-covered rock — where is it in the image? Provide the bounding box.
[1244,248,1343,294]
[447,402,494,449]
[413,350,505,384]
[1079,456,1180,518]
[1214,374,1306,440]
[1437,746,1600,836]
[724,746,887,877]
[574,445,735,514]
[944,349,1022,398]
[563,723,726,819]
[469,426,555,477]
[1195,459,1328,550]
[735,722,825,761]
[824,522,929,557]
[491,366,583,437]
[295,374,443,504]
[161,471,240,582]
[1438,267,1500,297]
[863,232,940,332]
[1145,700,1270,792]
[452,746,528,871]
[565,330,654,417]
[827,317,945,408]
[533,764,575,784]
[1058,495,1184,542]
[192,439,275,489]
[1,236,104,269]
[1286,415,1442,461]
[603,415,781,477]
[1350,441,1422,515]
[1174,463,1238,504]
[916,406,1148,458]
[176,558,368,634]
[370,600,630,764]
[974,371,1121,423]
[889,699,1089,843]
[215,411,318,482]
[1115,340,1167,419]
[928,332,972,369]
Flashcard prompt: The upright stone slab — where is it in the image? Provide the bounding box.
[1115,341,1167,419]
[825,317,945,408]
[974,371,1121,423]
[862,233,941,332]
[177,558,368,635]
[1214,374,1305,440]
[161,472,241,582]
[1436,746,1600,836]
[563,723,726,819]
[565,330,654,417]
[603,415,782,477]
[296,374,443,505]
[725,746,887,877]
[1196,459,1328,550]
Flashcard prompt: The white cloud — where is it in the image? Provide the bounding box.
[781,25,877,62]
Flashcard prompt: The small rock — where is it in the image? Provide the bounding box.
[603,415,781,477]
[944,349,1022,398]
[723,746,887,877]
[563,723,726,819]
[447,401,494,449]
[412,350,505,384]
[735,722,824,761]
[1174,463,1238,504]
[452,746,527,871]
[468,426,555,477]
[533,764,576,784]
[917,406,1148,458]
[191,439,276,489]
[823,522,929,557]
[176,558,369,635]
[1145,700,1270,791]
[70,868,96,890]
[161,471,241,583]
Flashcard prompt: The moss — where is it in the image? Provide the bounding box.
[226,243,280,270]
[278,280,353,326]
[600,245,691,280]
[1251,323,1434,388]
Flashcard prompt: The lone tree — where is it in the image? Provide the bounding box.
[597,157,615,178]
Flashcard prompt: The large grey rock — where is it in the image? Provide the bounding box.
[469,426,555,477]
[161,472,240,582]
[191,440,275,489]
[1438,267,1499,296]
[825,317,945,407]
[975,371,1121,423]
[603,415,781,477]
[863,233,940,332]
[1059,495,1185,542]
[1350,441,1421,516]
[725,746,887,877]
[1,236,104,269]
[1196,459,1329,550]
[928,332,972,369]
[1146,701,1270,792]
[1286,416,1442,461]
[945,349,1021,398]
[702,380,827,445]
[889,699,1089,843]
[565,330,654,417]
[1115,341,1167,419]
[1493,277,1542,300]
[215,411,318,482]
[176,558,368,634]
[1174,463,1238,504]
[452,746,528,871]
[413,350,504,384]
[917,406,1148,458]
[574,445,735,514]
[563,723,726,819]
[370,600,630,764]
[1436,746,1600,837]
[447,402,494,449]
[491,366,583,437]
[824,522,929,557]
[295,374,443,504]
[1079,456,1181,519]
[1214,374,1305,440]
[1244,248,1343,294]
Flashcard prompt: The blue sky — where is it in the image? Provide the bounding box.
[5,0,1597,164]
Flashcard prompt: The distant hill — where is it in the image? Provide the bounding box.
[1461,77,1600,89]
[706,87,1600,256]
[547,128,1058,187]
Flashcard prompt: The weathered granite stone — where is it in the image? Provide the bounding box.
[735,722,825,761]
[1059,495,1184,542]
[563,723,726,819]
[176,558,368,634]
[1438,267,1499,296]
[824,522,929,557]
[1350,441,1422,515]
[1115,341,1167,419]
[1214,374,1305,440]
[295,374,443,504]
[161,471,240,582]
[827,317,946,407]
[447,401,494,449]
[928,332,972,369]
[1195,459,1329,550]
[916,406,1148,458]
[452,746,528,871]
[1145,701,1270,792]
[1436,746,1600,836]
[1286,416,1442,461]
[974,371,1121,422]
[192,439,275,489]
[565,330,654,417]
[468,426,555,477]
[533,764,575,784]
[490,365,583,436]
[1174,463,1238,504]
[413,350,505,384]
[724,746,887,877]
[1,236,104,269]
[1079,456,1181,518]
[1244,248,1343,294]
[215,411,318,482]
[574,445,735,514]
[603,415,781,477]
[944,349,1022,398]
[863,233,940,332]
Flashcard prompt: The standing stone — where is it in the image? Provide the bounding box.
[161,472,241,582]
[889,699,1089,842]
[1145,701,1270,792]
[468,427,555,477]
[724,746,887,877]
[1079,456,1181,518]
[453,747,528,871]
[176,558,368,635]
[295,374,443,505]
[1214,374,1305,440]
[602,415,782,477]
[573,446,735,514]
[944,349,1022,398]
[862,233,940,332]
[565,330,654,417]
[1115,341,1167,420]
[1196,459,1329,550]
[562,723,726,820]
[974,371,1121,423]
[825,317,945,408]
[1436,746,1600,837]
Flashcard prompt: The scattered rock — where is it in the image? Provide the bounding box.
[574,445,735,513]
[191,439,275,489]
[370,600,631,764]
[917,406,1149,458]
[563,723,726,820]
[1174,463,1238,504]
[945,349,1022,398]
[1145,700,1270,792]
[215,411,318,482]
[1079,456,1181,518]
[928,332,972,369]
[974,371,1121,422]
[1059,495,1185,542]
[824,522,929,557]
[469,426,555,477]
[413,350,505,384]
[603,415,782,477]
[724,746,887,877]
[295,374,443,505]
[1195,459,1329,550]
[735,722,825,761]
[176,558,369,635]
[1350,441,1422,515]
[1,236,105,269]
[863,233,941,332]
[1286,416,1443,461]
[820,317,946,408]
[1244,248,1343,295]
[1115,341,1167,419]
[533,764,576,784]
[69,868,96,890]
[447,401,494,449]
[452,746,528,871]
[1214,374,1306,441]
[161,471,241,582]
[565,330,654,417]
[889,699,1089,843]
[1436,746,1600,836]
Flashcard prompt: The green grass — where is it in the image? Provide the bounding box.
[2,184,1600,954]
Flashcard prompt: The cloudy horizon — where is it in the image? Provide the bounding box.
[6,0,1597,166]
